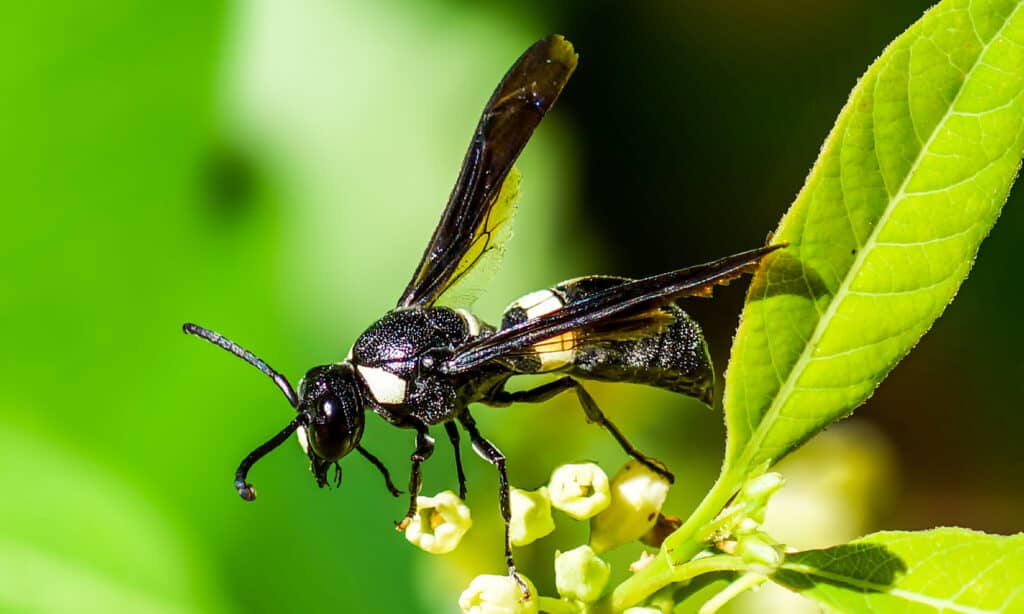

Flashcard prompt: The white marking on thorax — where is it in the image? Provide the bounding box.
[356,364,407,405]
[296,425,310,454]
[455,308,481,337]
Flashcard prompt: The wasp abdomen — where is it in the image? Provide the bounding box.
[500,287,579,372]
[500,276,714,406]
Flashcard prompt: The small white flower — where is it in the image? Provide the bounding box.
[404,491,472,554]
[459,574,538,614]
[509,487,555,546]
[554,545,611,602]
[589,461,670,553]
[547,462,611,520]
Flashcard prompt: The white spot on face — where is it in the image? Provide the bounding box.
[511,289,564,319]
[296,425,310,454]
[356,365,408,405]
[455,308,481,337]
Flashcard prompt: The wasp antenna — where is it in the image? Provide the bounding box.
[183,322,299,409]
[235,414,309,501]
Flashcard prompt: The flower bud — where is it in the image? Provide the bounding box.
[629,551,657,573]
[741,472,785,503]
[509,487,555,546]
[736,533,782,569]
[554,545,611,602]
[459,574,538,614]
[737,472,785,528]
[589,461,670,554]
[735,516,761,536]
[548,463,611,520]
[623,608,661,614]
[404,491,472,554]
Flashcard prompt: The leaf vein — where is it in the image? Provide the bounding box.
[967,2,985,45]
[902,154,1007,197]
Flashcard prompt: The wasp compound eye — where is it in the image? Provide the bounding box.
[308,393,365,462]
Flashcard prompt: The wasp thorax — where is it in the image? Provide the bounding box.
[299,364,365,463]
[352,308,469,367]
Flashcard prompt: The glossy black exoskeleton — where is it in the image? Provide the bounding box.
[184,35,781,594]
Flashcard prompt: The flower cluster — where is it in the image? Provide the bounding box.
[401,460,794,612]
[404,461,670,613]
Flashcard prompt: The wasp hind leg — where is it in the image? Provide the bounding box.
[489,377,674,483]
[457,411,529,598]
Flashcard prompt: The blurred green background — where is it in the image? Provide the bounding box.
[4,2,1022,612]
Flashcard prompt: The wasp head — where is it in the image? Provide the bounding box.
[296,363,365,488]
[184,323,388,502]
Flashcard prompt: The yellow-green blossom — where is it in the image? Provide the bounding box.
[404,491,471,554]
[459,574,538,614]
[589,461,670,553]
[509,487,555,546]
[548,462,611,520]
[554,545,611,602]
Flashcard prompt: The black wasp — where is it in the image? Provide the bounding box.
[185,35,779,592]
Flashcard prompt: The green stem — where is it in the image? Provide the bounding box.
[696,572,767,614]
[662,467,746,561]
[647,585,679,613]
[592,467,747,612]
[591,553,748,613]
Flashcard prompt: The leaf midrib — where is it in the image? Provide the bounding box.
[733,1,1023,472]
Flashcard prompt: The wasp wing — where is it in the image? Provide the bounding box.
[396,35,577,309]
[430,166,521,309]
[442,245,784,374]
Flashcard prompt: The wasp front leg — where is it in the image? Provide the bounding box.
[397,419,435,530]
[444,421,468,499]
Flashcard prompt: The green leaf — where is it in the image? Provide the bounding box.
[772,528,1024,613]
[723,0,1024,474]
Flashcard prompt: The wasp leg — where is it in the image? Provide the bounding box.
[397,421,435,530]
[490,377,674,483]
[458,411,529,599]
[444,422,468,500]
[357,445,401,497]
